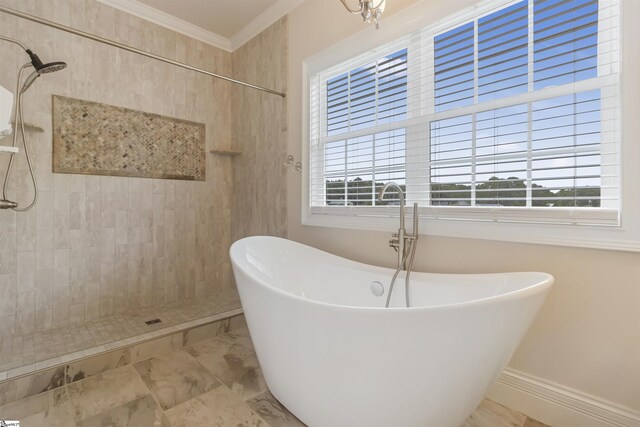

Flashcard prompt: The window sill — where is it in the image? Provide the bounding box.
[302,209,640,253]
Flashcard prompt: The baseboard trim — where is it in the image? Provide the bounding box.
[487,368,640,427]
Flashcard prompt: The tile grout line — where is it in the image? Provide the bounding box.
[242,386,270,404]
[211,379,274,427]
[241,389,277,427]
[128,361,171,424]
[192,331,275,426]
[147,329,274,426]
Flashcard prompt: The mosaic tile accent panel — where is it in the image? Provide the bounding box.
[52,95,206,181]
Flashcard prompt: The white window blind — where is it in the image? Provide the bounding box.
[309,0,620,226]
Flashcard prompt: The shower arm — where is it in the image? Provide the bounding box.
[0,5,286,99]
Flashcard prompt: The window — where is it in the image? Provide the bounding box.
[319,49,408,206]
[308,0,620,231]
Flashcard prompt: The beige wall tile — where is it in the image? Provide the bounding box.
[0,274,17,315]
[230,17,288,248]
[0,0,235,334]
[0,232,17,274]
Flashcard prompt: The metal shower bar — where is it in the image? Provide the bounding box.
[0,5,287,98]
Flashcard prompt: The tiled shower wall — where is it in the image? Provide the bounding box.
[231,18,288,241]
[0,0,235,335]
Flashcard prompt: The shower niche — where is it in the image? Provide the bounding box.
[52,95,206,181]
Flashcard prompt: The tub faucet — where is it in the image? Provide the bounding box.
[378,182,419,307]
[378,182,418,269]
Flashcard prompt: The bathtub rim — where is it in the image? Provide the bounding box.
[230,235,554,312]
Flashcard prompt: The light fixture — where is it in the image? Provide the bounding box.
[340,0,387,29]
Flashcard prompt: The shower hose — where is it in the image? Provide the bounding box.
[2,63,38,212]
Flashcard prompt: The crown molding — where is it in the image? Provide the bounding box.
[97,0,307,53]
[230,0,306,51]
[96,0,233,52]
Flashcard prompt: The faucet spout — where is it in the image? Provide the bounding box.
[378,182,406,269]
[378,181,405,230]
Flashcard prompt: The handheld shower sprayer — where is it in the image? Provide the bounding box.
[21,49,67,93]
[0,34,67,211]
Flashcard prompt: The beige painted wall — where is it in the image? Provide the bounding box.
[0,0,235,334]
[287,0,640,412]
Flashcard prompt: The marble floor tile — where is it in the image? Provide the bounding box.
[246,390,306,427]
[524,417,552,427]
[133,349,220,410]
[164,384,267,427]
[186,327,267,400]
[76,394,171,427]
[66,365,149,421]
[0,387,76,427]
[1,324,554,427]
[462,398,528,427]
[0,365,65,407]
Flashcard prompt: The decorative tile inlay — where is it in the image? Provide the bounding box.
[52,96,206,181]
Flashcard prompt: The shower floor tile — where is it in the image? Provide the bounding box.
[0,291,241,378]
[0,326,552,427]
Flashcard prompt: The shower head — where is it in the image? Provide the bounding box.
[20,51,67,94]
[37,61,67,73]
[0,37,67,74]
[25,49,66,73]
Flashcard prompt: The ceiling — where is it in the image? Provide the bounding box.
[99,0,305,51]
[136,0,279,39]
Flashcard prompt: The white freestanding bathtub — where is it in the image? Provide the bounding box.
[230,236,553,427]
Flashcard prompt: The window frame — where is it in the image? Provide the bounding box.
[301,0,640,252]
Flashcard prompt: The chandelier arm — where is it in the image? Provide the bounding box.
[340,0,365,14]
